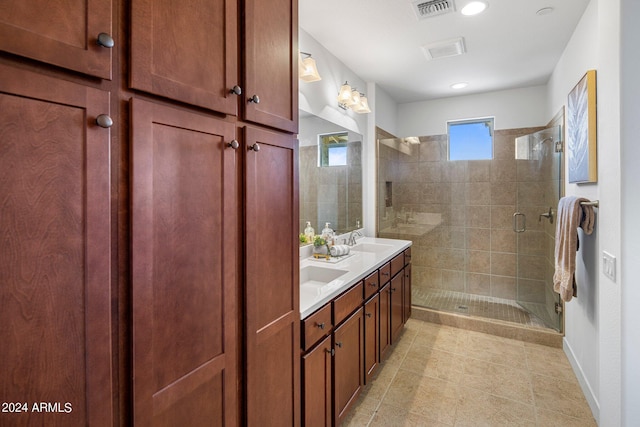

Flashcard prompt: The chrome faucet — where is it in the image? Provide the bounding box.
[348,230,363,246]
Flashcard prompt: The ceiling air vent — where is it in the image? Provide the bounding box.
[422,37,466,60]
[412,0,456,19]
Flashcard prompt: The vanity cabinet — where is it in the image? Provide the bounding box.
[333,308,364,426]
[379,262,392,360]
[300,245,412,426]
[303,335,333,427]
[130,0,298,133]
[364,294,380,383]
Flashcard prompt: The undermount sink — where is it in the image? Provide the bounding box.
[300,266,348,287]
[351,242,393,254]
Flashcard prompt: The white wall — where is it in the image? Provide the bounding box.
[546,1,602,421]
[620,0,640,424]
[396,85,549,137]
[546,0,636,424]
[298,29,368,137]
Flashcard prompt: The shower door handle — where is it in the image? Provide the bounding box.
[513,212,526,233]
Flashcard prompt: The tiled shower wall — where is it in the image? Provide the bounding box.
[378,127,560,305]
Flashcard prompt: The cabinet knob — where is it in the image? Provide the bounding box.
[335,342,342,348]
[96,33,114,48]
[315,322,325,330]
[248,94,260,104]
[390,287,397,292]
[95,114,113,128]
[381,272,390,277]
[248,143,260,152]
[368,282,377,287]
[230,85,242,95]
[227,139,239,149]
[325,348,335,356]
[365,312,372,318]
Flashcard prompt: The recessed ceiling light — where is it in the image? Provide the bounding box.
[461,1,488,16]
[450,82,469,89]
[536,7,554,16]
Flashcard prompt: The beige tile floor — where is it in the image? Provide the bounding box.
[343,319,596,427]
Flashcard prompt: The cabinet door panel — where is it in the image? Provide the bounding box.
[0,0,112,79]
[390,273,404,343]
[131,0,238,115]
[333,307,364,426]
[364,295,380,383]
[404,264,412,321]
[243,0,298,132]
[0,64,112,426]
[244,126,300,426]
[379,282,391,360]
[131,99,238,426]
[302,335,332,427]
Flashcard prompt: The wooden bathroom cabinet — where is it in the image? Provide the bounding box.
[300,246,413,426]
[0,0,299,425]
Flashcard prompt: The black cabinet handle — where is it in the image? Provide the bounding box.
[365,312,372,318]
[335,342,342,348]
[315,322,325,330]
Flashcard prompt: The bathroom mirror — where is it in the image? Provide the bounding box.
[299,111,363,240]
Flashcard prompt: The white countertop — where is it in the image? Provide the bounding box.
[300,237,412,319]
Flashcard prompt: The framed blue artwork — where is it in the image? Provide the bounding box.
[567,69,597,183]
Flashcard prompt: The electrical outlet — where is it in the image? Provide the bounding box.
[603,251,616,282]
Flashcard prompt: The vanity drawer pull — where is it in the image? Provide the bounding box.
[316,322,325,330]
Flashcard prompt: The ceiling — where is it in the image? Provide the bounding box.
[299,0,591,103]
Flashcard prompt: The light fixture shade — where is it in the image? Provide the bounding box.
[337,82,353,104]
[346,89,360,107]
[353,95,371,114]
[299,56,321,82]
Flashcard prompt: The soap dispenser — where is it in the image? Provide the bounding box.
[321,222,334,245]
[304,221,314,243]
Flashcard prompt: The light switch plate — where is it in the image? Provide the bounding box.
[603,251,616,282]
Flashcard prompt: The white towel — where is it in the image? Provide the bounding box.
[330,245,351,257]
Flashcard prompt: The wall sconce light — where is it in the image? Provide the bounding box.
[298,52,322,82]
[337,81,371,114]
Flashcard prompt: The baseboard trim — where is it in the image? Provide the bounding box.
[563,337,600,423]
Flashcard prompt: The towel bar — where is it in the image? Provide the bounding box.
[580,200,599,207]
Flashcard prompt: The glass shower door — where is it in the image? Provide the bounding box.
[514,125,563,331]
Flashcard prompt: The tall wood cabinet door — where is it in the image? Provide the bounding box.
[364,295,380,384]
[302,335,333,427]
[390,273,404,344]
[244,126,300,426]
[0,0,113,79]
[333,307,364,426]
[131,0,239,115]
[131,99,238,427]
[0,64,112,427]
[243,0,298,133]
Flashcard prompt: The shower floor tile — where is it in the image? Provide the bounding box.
[413,288,551,330]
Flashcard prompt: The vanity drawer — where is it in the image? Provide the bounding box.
[333,281,364,326]
[302,303,333,351]
[391,253,404,278]
[404,247,412,265]
[379,262,391,284]
[363,270,379,300]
